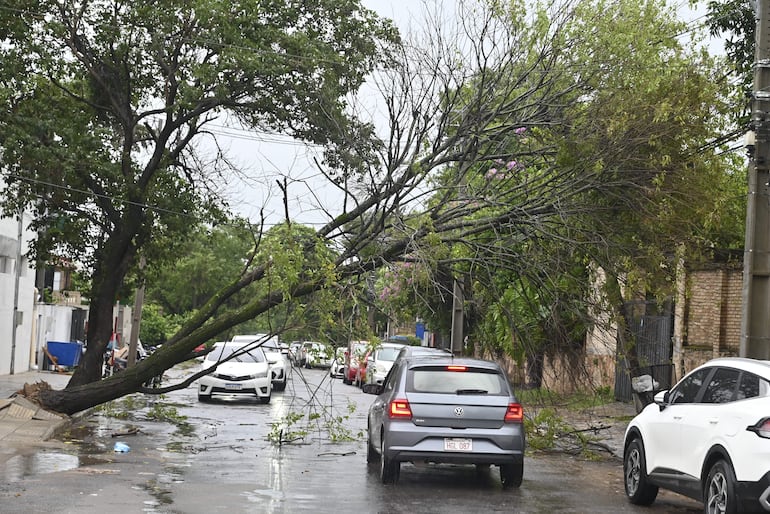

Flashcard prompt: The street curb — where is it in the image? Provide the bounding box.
[46,407,95,440]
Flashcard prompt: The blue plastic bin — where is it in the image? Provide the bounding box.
[46,341,83,367]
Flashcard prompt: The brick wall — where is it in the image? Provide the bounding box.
[685,267,742,354]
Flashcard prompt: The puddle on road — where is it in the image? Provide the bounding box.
[2,451,114,482]
[3,408,188,482]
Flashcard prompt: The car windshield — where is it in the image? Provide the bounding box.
[206,345,265,363]
[408,366,507,395]
[375,347,401,362]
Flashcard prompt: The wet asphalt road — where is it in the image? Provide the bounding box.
[0,363,703,513]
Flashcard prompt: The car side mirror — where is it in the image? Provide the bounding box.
[654,389,669,410]
[362,383,383,395]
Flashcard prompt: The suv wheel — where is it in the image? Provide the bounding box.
[705,460,737,514]
[624,438,658,505]
[500,457,523,489]
[379,433,399,484]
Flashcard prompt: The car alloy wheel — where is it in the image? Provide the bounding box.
[705,460,737,514]
[624,438,658,505]
[379,433,399,484]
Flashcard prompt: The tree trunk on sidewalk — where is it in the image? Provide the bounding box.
[603,272,641,373]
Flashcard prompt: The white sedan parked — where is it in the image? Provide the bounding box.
[623,357,770,514]
[198,342,272,403]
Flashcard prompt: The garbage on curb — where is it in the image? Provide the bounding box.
[113,441,130,453]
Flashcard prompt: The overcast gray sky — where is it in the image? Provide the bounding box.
[218,0,723,228]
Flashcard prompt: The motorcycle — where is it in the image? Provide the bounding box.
[102,343,162,388]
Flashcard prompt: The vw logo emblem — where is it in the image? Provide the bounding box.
[454,407,464,417]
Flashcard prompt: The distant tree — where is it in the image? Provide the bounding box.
[146,223,254,316]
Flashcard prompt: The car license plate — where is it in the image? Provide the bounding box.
[444,438,472,452]
[225,383,242,391]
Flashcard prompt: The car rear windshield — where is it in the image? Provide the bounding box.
[375,347,401,362]
[206,345,266,363]
[407,366,509,395]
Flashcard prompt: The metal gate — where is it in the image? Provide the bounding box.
[614,306,674,402]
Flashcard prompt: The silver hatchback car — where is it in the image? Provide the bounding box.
[362,356,525,488]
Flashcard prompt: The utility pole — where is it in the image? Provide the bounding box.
[10,207,23,374]
[450,279,464,354]
[127,255,146,367]
[741,0,770,359]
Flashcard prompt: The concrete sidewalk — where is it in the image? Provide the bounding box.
[0,370,74,446]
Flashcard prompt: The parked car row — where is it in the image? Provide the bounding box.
[334,341,453,390]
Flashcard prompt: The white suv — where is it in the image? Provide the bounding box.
[623,357,770,514]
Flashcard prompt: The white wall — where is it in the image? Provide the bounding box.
[0,212,37,375]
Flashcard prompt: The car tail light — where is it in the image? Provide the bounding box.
[389,399,412,419]
[446,365,466,371]
[748,418,770,439]
[504,403,524,423]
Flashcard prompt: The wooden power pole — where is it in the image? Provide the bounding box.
[741,0,770,359]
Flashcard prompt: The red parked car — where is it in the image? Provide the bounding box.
[355,349,372,388]
[343,341,369,386]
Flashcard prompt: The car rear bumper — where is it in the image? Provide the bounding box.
[385,422,525,466]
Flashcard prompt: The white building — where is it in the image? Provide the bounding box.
[0,210,36,375]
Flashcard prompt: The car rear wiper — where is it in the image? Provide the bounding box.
[456,389,488,395]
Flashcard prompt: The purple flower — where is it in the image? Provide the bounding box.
[506,160,517,170]
[514,127,526,135]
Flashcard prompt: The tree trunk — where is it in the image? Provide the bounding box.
[603,273,641,372]
[40,341,183,414]
[67,228,137,387]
